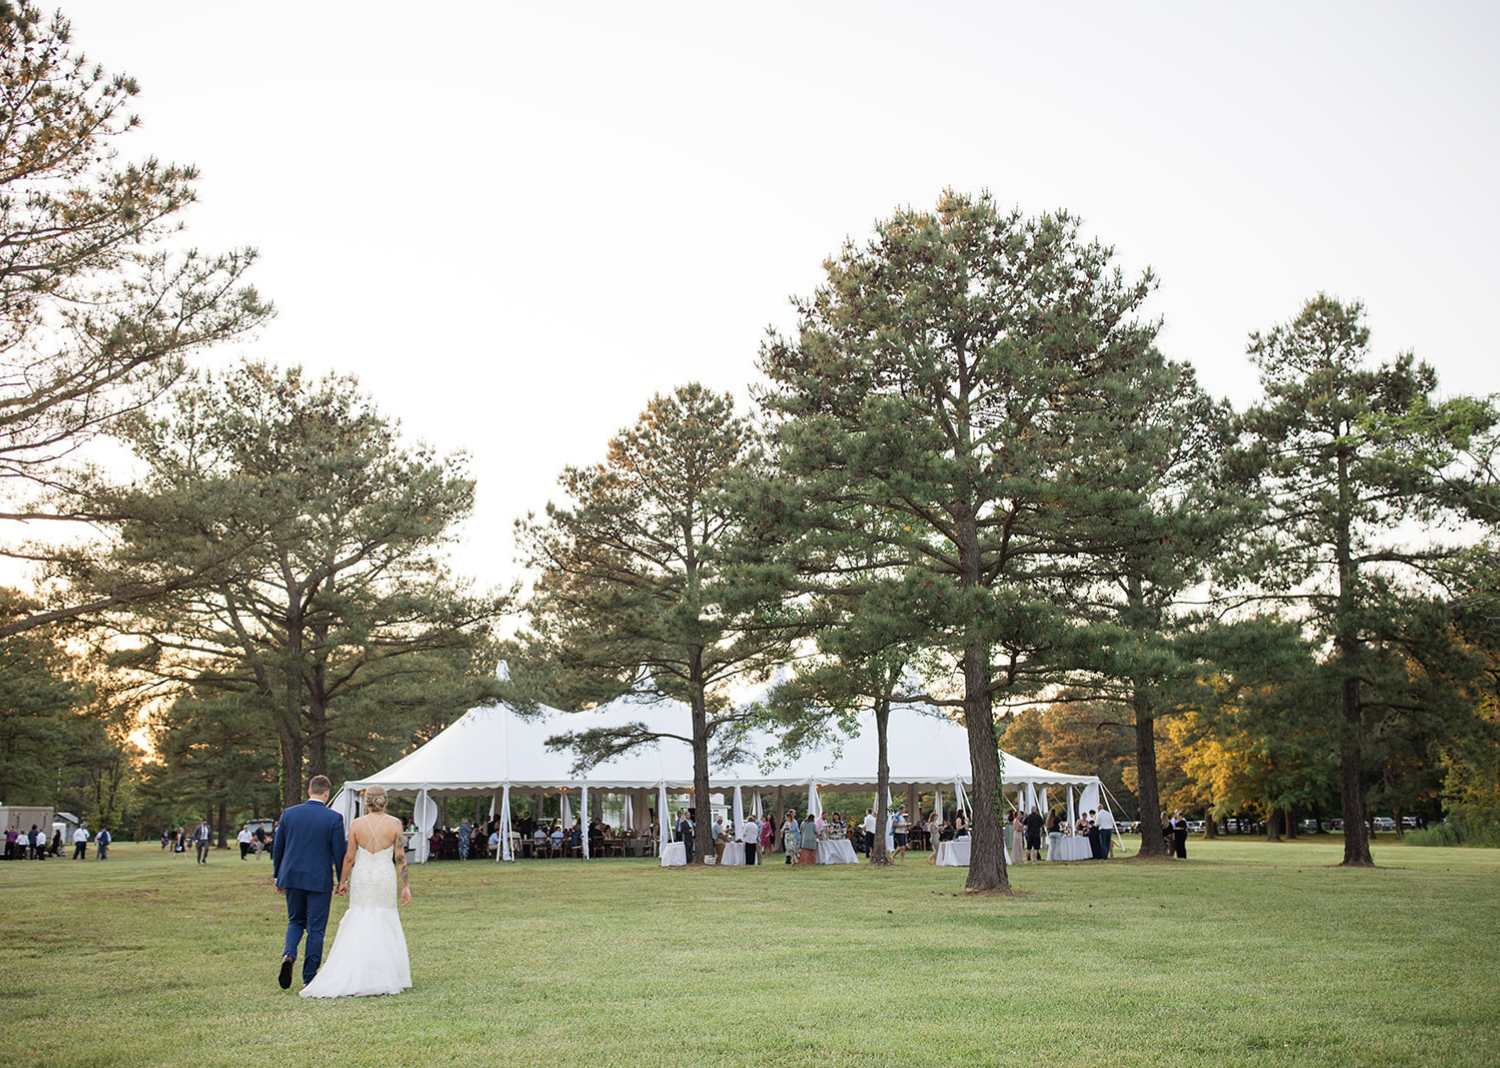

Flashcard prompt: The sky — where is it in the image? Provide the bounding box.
[54,1,1500,597]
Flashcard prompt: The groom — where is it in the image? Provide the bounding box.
[272,775,348,990]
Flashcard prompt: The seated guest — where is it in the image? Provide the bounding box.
[488,826,502,857]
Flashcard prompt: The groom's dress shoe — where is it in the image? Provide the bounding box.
[279,955,294,989]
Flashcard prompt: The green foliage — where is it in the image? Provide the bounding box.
[1230,294,1487,863]
[757,189,1193,889]
[93,361,508,808]
[0,588,83,801]
[515,384,791,860]
[1404,812,1500,848]
[0,2,271,637]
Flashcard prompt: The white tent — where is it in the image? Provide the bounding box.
[335,679,1102,861]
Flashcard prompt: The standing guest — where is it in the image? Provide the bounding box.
[799,812,819,866]
[1076,811,1092,837]
[516,811,536,858]
[162,829,170,851]
[51,828,62,856]
[94,826,111,859]
[3,825,15,859]
[1023,806,1046,864]
[1010,811,1025,863]
[457,818,472,861]
[1096,806,1116,859]
[28,824,41,860]
[681,808,696,863]
[254,824,269,858]
[194,818,213,864]
[739,814,759,866]
[759,812,774,862]
[1086,811,1103,859]
[173,828,187,857]
[781,811,799,864]
[862,808,876,857]
[1171,810,1188,859]
[1045,808,1063,860]
[892,807,908,862]
[238,825,254,860]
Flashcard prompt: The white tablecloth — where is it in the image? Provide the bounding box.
[660,842,686,867]
[1047,837,1092,862]
[720,841,746,866]
[816,840,858,864]
[934,839,1010,866]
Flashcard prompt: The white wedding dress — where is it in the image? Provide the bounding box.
[300,823,411,998]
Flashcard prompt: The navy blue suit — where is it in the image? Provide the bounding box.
[272,798,348,984]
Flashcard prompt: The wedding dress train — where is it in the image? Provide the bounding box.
[299,840,411,998]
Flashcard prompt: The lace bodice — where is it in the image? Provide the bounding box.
[349,843,398,910]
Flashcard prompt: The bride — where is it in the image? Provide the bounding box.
[300,784,412,998]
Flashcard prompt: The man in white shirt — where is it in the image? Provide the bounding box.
[862,808,876,857]
[739,815,759,865]
[72,825,89,860]
[1096,807,1116,859]
[238,826,254,860]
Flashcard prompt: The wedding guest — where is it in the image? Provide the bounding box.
[798,812,819,865]
[72,824,89,860]
[1010,811,1025,863]
[1045,808,1063,859]
[781,811,799,864]
[758,812,774,862]
[740,814,759,866]
[239,825,254,860]
[1023,806,1045,863]
[892,807,908,861]
[1171,810,1188,859]
[1096,806,1116,859]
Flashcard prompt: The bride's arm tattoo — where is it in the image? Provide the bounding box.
[394,848,409,888]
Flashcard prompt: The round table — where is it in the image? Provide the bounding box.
[1046,836,1092,862]
[816,840,858,864]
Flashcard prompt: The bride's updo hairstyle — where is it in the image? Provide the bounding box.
[364,785,389,814]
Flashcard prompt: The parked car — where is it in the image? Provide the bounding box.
[1186,820,1205,833]
[1372,817,1395,831]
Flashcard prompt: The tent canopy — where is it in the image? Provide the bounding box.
[340,687,1099,798]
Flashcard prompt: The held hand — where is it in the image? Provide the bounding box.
[399,886,411,908]
[335,881,348,896]
[276,886,285,896]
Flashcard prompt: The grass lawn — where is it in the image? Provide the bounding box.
[3,835,1497,1067]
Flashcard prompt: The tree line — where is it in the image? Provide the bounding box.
[2,6,1496,881]
[508,194,1500,891]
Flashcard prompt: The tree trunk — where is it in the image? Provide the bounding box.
[961,638,1009,891]
[1284,808,1295,840]
[1338,674,1373,865]
[1132,698,1170,857]
[217,800,228,848]
[774,785,785,851]
[1312,799,1326,834]
[956,505,1009,892]
[689,644,710,865]
[1204,812,1218,840]
[1266,805,1281,842]
[871,696,890,865]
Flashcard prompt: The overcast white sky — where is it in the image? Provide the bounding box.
[57,1,1500,596]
